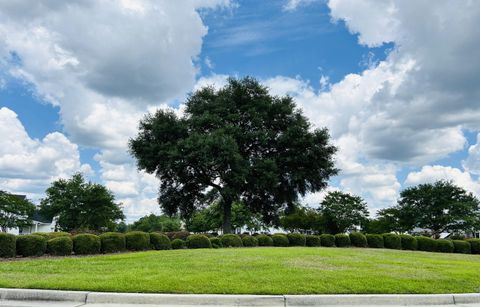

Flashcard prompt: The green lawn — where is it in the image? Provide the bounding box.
[1,247,479,294]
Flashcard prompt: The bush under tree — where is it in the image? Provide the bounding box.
[209,237,222,248]
[186,234,211,249]
[221,234,243,247]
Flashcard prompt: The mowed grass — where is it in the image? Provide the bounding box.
[1,247,479,294]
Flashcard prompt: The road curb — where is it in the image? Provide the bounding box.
[1,288,479,305]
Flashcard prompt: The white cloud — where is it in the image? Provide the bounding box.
[283,0,319,12]
[463,133,480,176]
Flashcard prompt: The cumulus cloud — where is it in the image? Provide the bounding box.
[463,133,480,176]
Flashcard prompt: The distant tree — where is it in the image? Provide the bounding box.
[115,221,128,233]
[129,77,337,233]
[130,214,181,232]
[319,191,369,234]
[392,181,480,238]
[0,191,36,232]
[39,173,125,232]
[363,207,401,234]
[280,204,324,233]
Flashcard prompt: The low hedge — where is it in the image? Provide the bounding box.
[306,235,321,247]
[221,234,243,247]
[335,234,351,247]
[242,235,258,247]
[165,231,190,241]
[16,235,47,257]
[125,231,150,251]
[287,233,306,246]
[187,234,212,249]
[383,233,401,249]
[171,239,185,249]
[400,234,417,250]
[33,232,70,240]
[150,233,171,250]
[349,232,367,247]
[0,233,16,258]
[73,234,101,255]
[452,240,471,254]
[436,239,454,253]
[467,238,480,254]
[100,232,125,253]
[47,236,73,256]
[416,236,437,252]
[320,234,335,247]
[366,234,384,248]
[272,234,289,247]
[209,237,222,248]
[256,234,273,246]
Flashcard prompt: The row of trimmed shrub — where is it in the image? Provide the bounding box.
[1,231,479,258]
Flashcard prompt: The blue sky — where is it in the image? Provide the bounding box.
[1,0,479,222]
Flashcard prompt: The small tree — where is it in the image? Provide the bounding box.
[40,173,125,232]
[130,214,181,232]
[319,191,369,234]
[0,191,35,232]
[394,181,480,238]
[280,204,323,233]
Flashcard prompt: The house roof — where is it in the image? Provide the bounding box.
[32,211,53,224]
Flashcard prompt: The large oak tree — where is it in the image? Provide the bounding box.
[129,77,337,233]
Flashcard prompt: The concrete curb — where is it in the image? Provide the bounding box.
[0,288,479,306]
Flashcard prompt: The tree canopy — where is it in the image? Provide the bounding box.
[130,214,181,233]
[129,77,338,233]
[39,173,125,232]
[0,191,35,232]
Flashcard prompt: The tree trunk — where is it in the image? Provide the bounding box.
[222,196,233,234]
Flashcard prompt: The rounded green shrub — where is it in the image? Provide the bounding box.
[221,234,243,247]
[320,234,335,247]
[34,232,70,240]
[400,234,417,250]
[271,234,289,247]
[305,235,321,247]
[73,234,101,255]
[366,234,384,248]
[416,236,437,252]
[186,234,212,249]
[349,232,367,247]
[383,233,401,249]
[150,233,171,250]
[242,235,258,247]
[467,238,480,254]
[335,234,351,247]
[287,233,306,246]
[256,234,273,246]
[125,231,150,251]
[209,237,222,248]
[100,232,125,253]
[166,231,190,241]
[452,240,471,254]
[0,233,16,258]
[171,239,185,249]
[16,235,47,257]
[436,239,454,253]
[47,236,73,256]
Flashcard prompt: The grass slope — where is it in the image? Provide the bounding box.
[1,247,479,294]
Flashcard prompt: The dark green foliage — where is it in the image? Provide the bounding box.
[383,233,401,249]
[256,234,273,246]
[334,234,351,247]
[320,234,335,247]
[400,234,417,250]
[131,214,181,233]
[221,234,243,247]
[171,239,185,249]
[125,231,150,251]
[366,234,384,248]
[0,233,16,258]
[436,240,454,253]
[271,234,289,247]
[209,237,222,248]
[16,235,47,257]
[165,231,190,241]
[280,205,324,233]
[33,232,70,240]
[186,234,212,249]
[452,240,471,254]
[47,236,73,256]
[0,191,35,232]
[73,234,101,255]
[416,236,437,252]
[305,235,321,247]
[242,235,258,247]
[100,232,126,253]
[349,232,367,247]
[467,238,480,254]
[129,77,338,233]
[286,233,306,246]
[150,233,171,250]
